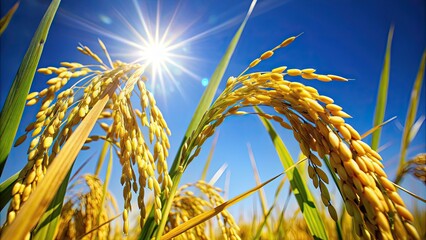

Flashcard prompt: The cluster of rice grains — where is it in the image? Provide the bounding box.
[181,35,420,239]
[55,175,117,239]
[166,181,240,240]
[8,41,172,235]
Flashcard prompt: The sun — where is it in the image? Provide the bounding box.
[60,0,249,96]
[140,41,170,67]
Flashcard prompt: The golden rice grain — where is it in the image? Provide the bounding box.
[336,125,351,140]
[328,116,345,125]
[286,68,302,76]
[26,98,38,106]
[318,95,334,104]
[327,74,348,82]
[328,131,340,149]
[249,59,261,68]
[316,74,332,82]
[395,204,414,221]
[260,50,274,60]
[301,72,317,80]
[272,66,287,73]
[37,68,53,75]
[328,205,338,221]
[14,134,27,147]
[280,36,296,47]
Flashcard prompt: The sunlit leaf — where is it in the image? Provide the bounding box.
[371,26,394,150]
[0,0,60,175]
[0,171,19,211]
[0,2,19,36]
[255,106,329,239]
[396,50,425,184]
[141,1,258,239]
[1,94,110,240]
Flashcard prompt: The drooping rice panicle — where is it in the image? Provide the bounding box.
[173,36,420,239]
[165,181,240,240]
[55,174,116,239]
[8,43,171,234]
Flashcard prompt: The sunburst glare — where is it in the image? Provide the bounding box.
[58,0,265,99]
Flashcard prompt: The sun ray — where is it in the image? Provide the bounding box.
[58,0,270,100]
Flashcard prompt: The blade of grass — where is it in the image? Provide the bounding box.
[1,94,110,240]
[141,1,257,239]
[371,25,394,150]
[408,115,425,143]
[395,50,425,184]
[32,152,96,239]
[94,139,110,176]
[32,169,72,240]
[0,171,20,211]
[208,163,228,185]
[0,2,19,36]
[253,205,274,240]
[97,144,113,233]
[200,131,220,181]
[254,174,287,240]
[0,0,61,175]
[247,143,272,235]
[161,172,283,240]
[255,106,329,239]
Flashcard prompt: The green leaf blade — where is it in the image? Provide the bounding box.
[0,0,61,175]
[255,106,329,239]
[371,26,394,150]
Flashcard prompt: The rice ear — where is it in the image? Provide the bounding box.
[1,94,110,240]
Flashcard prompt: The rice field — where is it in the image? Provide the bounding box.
[0,1,425,239]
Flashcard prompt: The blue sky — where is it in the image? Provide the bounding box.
[1,0,425,223]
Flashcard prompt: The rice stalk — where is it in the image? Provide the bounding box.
[54,174,118,239]
[200,132,220,182]
[0,1,19,35]
[141,2,257,238]
[371,26,394,150]
[247,143,273,236]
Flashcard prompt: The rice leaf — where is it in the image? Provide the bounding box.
[31,170,72,240]
[248,143,269,214]
[396,50,425,184]
[141,1,257,239]
[371,26,394,150]
[408,115,425,143]
[183,0,257,139]
[0,94,109,240]
[161,173,282,240]
[0,171,20,211]
[247,143,272,233]
[97,144,113,225]
[255,106,329,239]
[200,131,220,181]
[0,0,60,175]
[95,140,110,176]
[253,205,274,240]
[0,2,19,36]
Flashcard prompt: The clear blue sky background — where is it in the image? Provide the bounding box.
[1,0,425,224]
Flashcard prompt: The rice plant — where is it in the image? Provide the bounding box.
[0,0,424,239]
